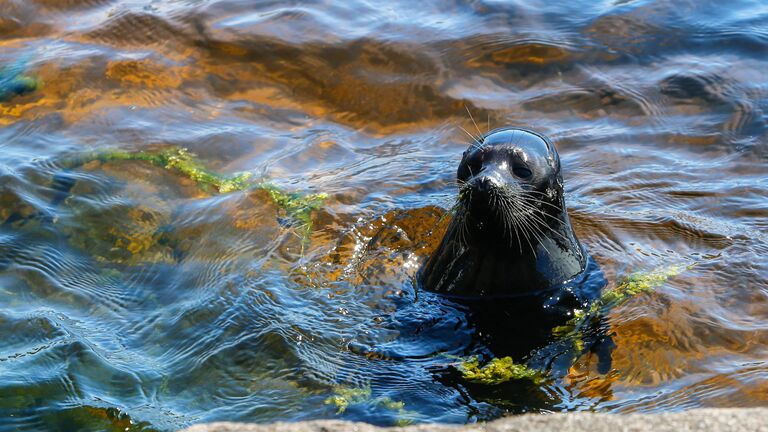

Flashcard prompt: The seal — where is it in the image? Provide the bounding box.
[417,127,612,365]
[419,127,586,298]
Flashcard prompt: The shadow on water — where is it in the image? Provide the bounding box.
[1,0,767,430]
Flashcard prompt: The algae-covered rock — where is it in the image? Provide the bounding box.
[47,147,328,263]
[0,59,39,102]
[0,189,37,226]
[82,147,328,245]
[63,194,174,265]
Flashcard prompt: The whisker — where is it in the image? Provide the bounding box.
[499,196,523,253]
[493,188,567,255]
[516,209,553,256]
[458,126,483,151]
[513,199,570,242]
[465,105,483,139]
[516,217,537,258]
[504,199,538,258]
[521,190,567,207]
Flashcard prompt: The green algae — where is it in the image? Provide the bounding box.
[91,147,253,194]
[323,386,413,423]
[85,147,327,244]
[610,264,692,301]
[258,182,328,246]
[460,263,694,385]
[460,356,546,385]
[323,386,371,414]
[377,397,406,411]
[551,263,694,341]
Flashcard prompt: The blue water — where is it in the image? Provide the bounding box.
[0,0,767,430]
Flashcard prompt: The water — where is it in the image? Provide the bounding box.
[1,0,767,430]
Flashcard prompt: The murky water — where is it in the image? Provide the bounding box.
[1,0,767,430]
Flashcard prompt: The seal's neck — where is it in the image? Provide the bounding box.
[419,207,586,297]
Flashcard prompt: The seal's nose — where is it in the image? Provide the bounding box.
[465,175,498,213]
[474,176,493,193]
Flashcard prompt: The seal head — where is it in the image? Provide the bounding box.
[420,127,586,297]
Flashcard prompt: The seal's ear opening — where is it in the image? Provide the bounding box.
[547,141,561,174]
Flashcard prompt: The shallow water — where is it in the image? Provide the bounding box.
[1,0,767,430]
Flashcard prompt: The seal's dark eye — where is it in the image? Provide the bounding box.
[513,166,532,179]
[465,151,483,174]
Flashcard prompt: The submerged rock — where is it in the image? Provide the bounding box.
[0,59,39,102]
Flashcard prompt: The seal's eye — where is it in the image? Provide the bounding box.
[513,166,532,179]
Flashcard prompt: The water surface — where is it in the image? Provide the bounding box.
[1,0,767,430]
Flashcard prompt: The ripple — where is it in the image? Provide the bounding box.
[612,363,768,413]
[2,0,768,429]
[31,0,114,12]
[82,11,192,48]
[462,35,578,68]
